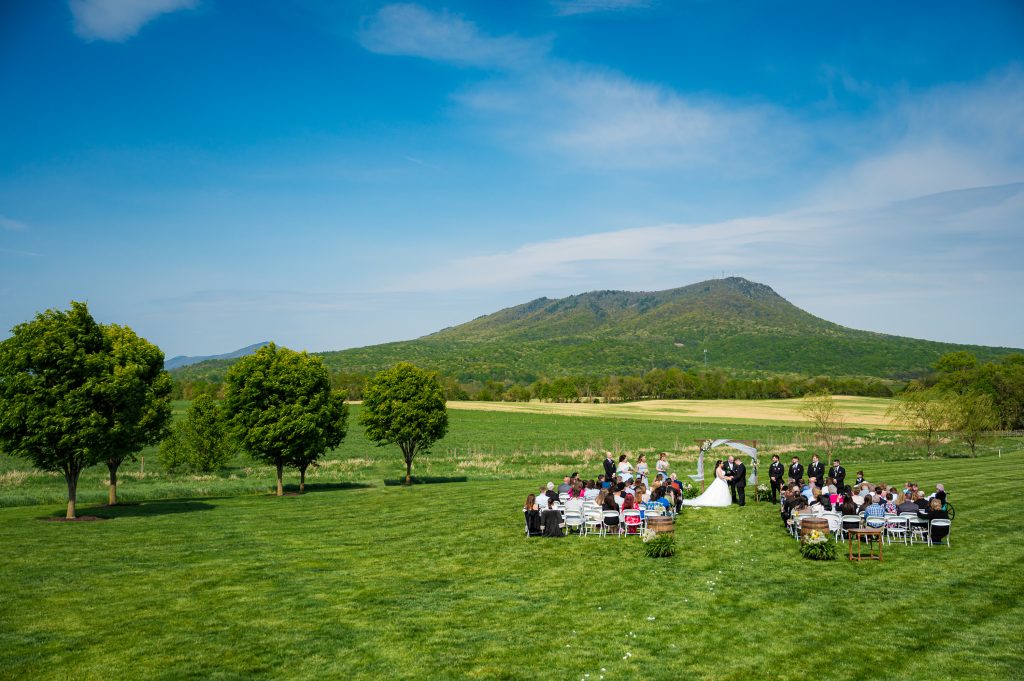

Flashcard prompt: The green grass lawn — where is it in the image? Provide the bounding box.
[1,451,1021,680]
[2,404,1015,508]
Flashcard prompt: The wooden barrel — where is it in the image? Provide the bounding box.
[800,516,828,540]
[647,516,675,535]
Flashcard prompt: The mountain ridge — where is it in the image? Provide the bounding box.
[170,278,1021,382]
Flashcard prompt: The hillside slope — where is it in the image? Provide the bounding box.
[171,278,1020,383]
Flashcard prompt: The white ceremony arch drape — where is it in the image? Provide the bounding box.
[688,439,759,486]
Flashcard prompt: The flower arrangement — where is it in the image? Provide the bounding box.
[682,482,697,499]
[755,483,770,502]
[642,529,676,558]
[800,529,837,561]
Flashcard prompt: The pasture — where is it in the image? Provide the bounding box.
[1,401,1021,680]
[449,395,898,427]
[0,452,1021,680]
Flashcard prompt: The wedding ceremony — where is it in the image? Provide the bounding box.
[1,1,1022,679]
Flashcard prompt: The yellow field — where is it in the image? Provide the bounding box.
[448,395,896,427]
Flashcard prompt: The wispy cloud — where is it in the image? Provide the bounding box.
[0,215,27,231]
[553,0,651,17]
[457,65,797,171]
[358,4,546,69]
[387,182,1024,295]
[359,4,792,171]
[70,0,197,42]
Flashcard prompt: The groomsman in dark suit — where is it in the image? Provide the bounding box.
[733,458,747,506]
[808,455,825,488]
[789,457,804,484]
[768,455,784,504]
[830,459,846,491]
[603,452,616,481]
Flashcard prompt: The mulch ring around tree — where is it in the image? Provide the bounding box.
[40,515,107,522]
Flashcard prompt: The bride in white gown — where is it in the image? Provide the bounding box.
[683,459,732,507]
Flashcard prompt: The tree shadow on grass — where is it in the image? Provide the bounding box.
[77,499,218,519]
[382,476,468,486]
[284,482,374,495]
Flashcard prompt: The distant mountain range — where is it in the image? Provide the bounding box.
[169,278,1021,382]
[165,341,270,370]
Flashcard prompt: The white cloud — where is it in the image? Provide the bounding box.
[457,65,797,171]
[70,0,197,42]
[0,215,27,231]
[358,4,546,69]
[553,0,650,16]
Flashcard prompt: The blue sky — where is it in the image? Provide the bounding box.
[1,0,1022,358]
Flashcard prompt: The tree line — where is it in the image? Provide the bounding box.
[173,366,896,403]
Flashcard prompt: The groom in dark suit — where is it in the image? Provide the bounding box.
[733,458,747,506]
[725,455,737,504]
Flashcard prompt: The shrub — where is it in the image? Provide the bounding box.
[800,530,837,561]
[641,529,676,558]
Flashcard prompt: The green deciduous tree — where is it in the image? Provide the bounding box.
[887,387,951,458]
[0,302,171,517]
[799,391,847,460]
[360,362,448,485]
[101,324,173,505]
[947,390,999,457]
[160,394,237,473]
[224,344,347,496]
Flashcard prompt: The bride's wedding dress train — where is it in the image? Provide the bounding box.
[682,475,732,507]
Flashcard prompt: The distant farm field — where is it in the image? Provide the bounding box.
[449,395,897,427]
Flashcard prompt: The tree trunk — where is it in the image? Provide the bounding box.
[65,469,79,519]
[107,460,119,506]
[405,458,412,486]
[300,466,306,493]
[276,459,284,496]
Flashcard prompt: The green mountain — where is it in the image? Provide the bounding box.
[171,278,1020,383]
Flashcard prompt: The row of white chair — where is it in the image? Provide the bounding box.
[793,511,951,547]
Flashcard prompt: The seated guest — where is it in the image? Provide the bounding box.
[564,492,584,516]
[801,481,814,503]
[809,494,825,514]
[584,481,600,501]
[897,494,919,514]
[862,495,886,524]
[542,497,564,537]
[613,483,626,508]
[523,494,542,536]
[569,480,585,499]
[839,494,858,516]
[594,489,609,507]
[651,487,672,513]
[636,484,649,504]
[557,477,572,495]
[598,474,609,489]
[884,492,897,514]
[816,493,832,512]
[913,491,929,510]
[601,491,621,532]
[622,493,642,533]
[919,497,950,543]
[934,489,948,510]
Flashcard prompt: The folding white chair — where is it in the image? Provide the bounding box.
[907,515,929,545]
[928,519,951,547]
[563,511,585,536]
[821,512,842,542]
[622,509,643,537]
[583,508,603,536]
[840,515,862,541]
[884,516,909,545]
[558,492,570,505]
[602,510,621,537]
